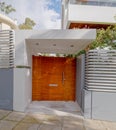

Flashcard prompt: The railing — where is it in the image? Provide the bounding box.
[69,0,116,7]
[0,30,14,68]
[85,50,116,92]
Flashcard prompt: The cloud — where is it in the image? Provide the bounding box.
[4,0,61,29]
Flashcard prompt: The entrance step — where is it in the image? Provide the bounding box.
[26,101,82,117]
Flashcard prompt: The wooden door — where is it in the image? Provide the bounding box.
[32,56,76,101]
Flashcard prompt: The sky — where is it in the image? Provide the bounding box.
[1,0,61,29]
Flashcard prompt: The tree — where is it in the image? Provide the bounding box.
[0,2,16,14]
[87,25,116,50]
[19,17,36,29]
[74,25,116,57]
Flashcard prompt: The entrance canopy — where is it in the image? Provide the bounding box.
[26,29,96,55]
[14,29,96,112]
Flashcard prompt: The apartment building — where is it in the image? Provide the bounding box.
[62,0,116,29]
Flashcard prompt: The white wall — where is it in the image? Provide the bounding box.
[14,30,39,112]
[64,4,116,28]
[14,68,28,111]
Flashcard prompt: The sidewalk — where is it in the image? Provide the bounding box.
[0,109,116,130]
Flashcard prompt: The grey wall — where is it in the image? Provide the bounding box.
[83,90,116,121]
[83,89,92,118]
[92,91,116,122]
[76,54,85,108]
[0,69,13,110]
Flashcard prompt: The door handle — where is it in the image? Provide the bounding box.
[62,72,66,85]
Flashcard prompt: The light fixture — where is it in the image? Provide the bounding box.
[37,53,42,56]
[53,44,56,46]
[36,43,39,45]
[70,45,74,47]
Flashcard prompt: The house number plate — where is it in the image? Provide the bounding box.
[49,84,58,87]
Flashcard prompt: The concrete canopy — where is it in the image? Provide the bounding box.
[26,29,96,55]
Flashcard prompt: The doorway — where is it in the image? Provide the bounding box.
[32,56,76,101]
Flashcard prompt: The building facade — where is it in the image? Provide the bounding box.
[62,0,116,29]
[0,1,116,122]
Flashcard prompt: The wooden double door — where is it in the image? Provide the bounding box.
[32,56,76,101]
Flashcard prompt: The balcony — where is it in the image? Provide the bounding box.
[70,0,116,7]
[62,0,116,29]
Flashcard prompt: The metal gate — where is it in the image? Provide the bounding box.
[0,30,14,68]
[85,50,116,92]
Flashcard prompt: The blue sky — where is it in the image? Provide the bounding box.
[1,0,61,29]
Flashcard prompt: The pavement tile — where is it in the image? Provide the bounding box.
[32,114,62,122]
[0,107,116,130]
[63,116,84,130]
[42,120,61,127]
[21,115,40,123]
[83,119,106,130]
[39,123,61,130]
[13,122,39,130]
[0,110,11,120]
[62,126,85,130]
[0,120,17,130]
[101,120,116,130]
[4,111,26,122]
[63,115,83,122]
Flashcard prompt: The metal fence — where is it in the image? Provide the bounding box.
[85,50,116,92]
[0,30,14,68]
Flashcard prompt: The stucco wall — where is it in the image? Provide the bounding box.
[13,31,37,111]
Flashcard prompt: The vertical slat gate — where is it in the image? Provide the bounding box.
[85,50,116,92]
[0,30,14,68]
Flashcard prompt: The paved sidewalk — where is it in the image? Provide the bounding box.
[0,109,115,130]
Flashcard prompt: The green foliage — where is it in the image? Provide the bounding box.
[64,50,86,58]
[19,17,36,29]
[16,65,31,69]
[89,25,116,50]
[0,2,16,14]
[69,25,116,57]
[66,54,74,58]
[76,50,86,56]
